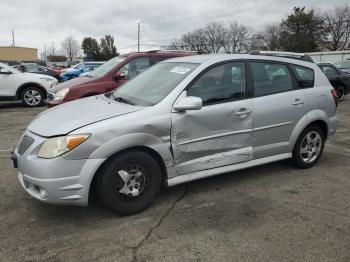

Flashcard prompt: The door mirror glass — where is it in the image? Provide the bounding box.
[114,71,126,80]
[173,96,202,112]
[0,68,11,74]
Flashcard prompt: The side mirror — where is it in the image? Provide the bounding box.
[114,71,126,80]
[0,68,11,75]
[173,96,202,112]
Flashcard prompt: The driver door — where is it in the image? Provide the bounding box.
[171,61,253,175]
[0,66,15,96]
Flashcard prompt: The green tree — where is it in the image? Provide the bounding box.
[99,35,118,60]
[279,7,326,52]
[81,37,100,60]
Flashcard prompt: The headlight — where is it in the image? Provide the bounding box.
[37,134,89,158]
[53,88,69,100]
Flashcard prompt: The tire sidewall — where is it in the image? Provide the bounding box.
[336,86,345,101]
[292,125,325,169]
[97,151,162,215]
[21,87,44,107]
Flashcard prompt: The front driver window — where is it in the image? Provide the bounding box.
[187,62,246,106]
[119,57,151,80]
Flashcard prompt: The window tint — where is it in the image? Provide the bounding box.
[251,62,293,96]
[119,57,151,79]
[320,65,337,76]
[187,62,245,105]
[291,65,314,88]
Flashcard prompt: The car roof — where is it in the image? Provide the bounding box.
[164,54,316,67]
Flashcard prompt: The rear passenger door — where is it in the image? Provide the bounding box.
[249,61,308,159]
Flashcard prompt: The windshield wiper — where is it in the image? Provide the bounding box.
[112,94,135,105]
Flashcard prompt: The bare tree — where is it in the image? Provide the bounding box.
[324,5,350,50]
[223,22,250,53]
[61,36,80,62]
[181,29,209,53]
[203,22,226,53]
[257,24,282,51]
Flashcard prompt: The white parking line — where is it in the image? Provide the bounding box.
[0,149,12,152]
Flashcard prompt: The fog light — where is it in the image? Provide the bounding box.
[40,189,48,199]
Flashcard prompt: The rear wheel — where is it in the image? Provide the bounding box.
[21,87,44,107]
[97,151,162,215]
[292,125,325,169]
[336,86,345,101]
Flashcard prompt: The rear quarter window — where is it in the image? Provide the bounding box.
[291,64,315,88]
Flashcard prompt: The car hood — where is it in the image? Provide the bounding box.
[28,95,144,137]
[51,76,94,92]
[22,72,56,81]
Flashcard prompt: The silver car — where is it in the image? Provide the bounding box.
[12,53,338,214]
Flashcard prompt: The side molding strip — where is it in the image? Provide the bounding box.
[167,153,292,187]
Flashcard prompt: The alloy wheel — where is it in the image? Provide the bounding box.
[300,131,323,164]
[23,89,42,106]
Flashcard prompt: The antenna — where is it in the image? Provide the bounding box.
[12,29,15,46]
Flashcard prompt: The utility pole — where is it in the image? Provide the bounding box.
[137,21,141,52]
[12,29,15,46]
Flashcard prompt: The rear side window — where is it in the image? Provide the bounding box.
[291,65,314,88]
[251,62,293,97]
[320,65,337,76]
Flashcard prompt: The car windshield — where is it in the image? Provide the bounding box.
[88,56,127,78]
[111,62,199,106]
[0,62,22,74]
[335,61,350,69]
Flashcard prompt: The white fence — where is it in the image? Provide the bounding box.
[307,51,350,63]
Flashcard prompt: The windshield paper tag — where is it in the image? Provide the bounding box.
[170,67,191,74]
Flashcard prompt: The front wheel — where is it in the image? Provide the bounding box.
[292,125,325,169]
[21,87,44,107]
[97,151,162,215]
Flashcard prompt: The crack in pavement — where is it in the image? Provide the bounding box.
[131,184,188,262]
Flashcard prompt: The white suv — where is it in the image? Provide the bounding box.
[0,62,58,106]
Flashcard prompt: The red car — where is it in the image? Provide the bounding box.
[47,51,192,107]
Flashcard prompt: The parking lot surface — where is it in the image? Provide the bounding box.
[0,100,349,262]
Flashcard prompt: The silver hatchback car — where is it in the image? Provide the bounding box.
[12,53,338,214]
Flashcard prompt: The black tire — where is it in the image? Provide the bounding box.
[97,151,162,215]
[336,86,346,101]
[292,125,325,169]
[21,87,44,107]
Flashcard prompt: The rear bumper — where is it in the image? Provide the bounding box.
[328,116,337,136]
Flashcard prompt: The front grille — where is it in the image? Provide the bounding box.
[18,135,34,155]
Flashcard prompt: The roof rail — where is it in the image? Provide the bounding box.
[144,49,199,54]
[248,50,314,63]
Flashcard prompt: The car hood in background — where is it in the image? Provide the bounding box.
[23,72,57,81]
[28,95,144,136]
[50,76,95,92]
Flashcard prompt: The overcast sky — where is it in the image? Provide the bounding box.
[0,0,348,55]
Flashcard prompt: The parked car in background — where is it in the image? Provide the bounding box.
[0,62,57,106]
[60,62,104,82]
[13,52,337,214]
[47,51,193,107]
[14,63,62,82]
[318,63,350,101]
[335,60,350,74]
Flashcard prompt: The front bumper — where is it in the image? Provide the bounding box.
[46,97,67,107]
[14,131,105,206]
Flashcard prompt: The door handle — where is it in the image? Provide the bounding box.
[235,108,252,116]
[292,99,304,106]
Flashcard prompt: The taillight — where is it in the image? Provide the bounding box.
[331,89,338,107]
